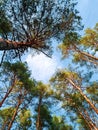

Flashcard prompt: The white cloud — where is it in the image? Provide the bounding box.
[26,53,61,83]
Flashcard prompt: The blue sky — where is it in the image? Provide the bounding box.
[25,0,98,83]
[77,0,98,30]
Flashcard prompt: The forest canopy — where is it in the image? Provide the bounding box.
[0,0,98,130]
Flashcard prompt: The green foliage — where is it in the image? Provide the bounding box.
[36,82,53,96]
[86,82,98,102]
[0,62,36,129]
[0,107,15,129]
[0,2,12,35]
[19,109,32,129]
[73,53,82,62]
[1,58,97,129]
[58,23,98,67]
[58,32,80,58]
[1,18,98,130]
[0,108,32,130]
[0,62,56,129]
[0,107,14,120]
[80,23,98,48]
[50,116,72,130]
[0,0,82,58]
[50,69,81,84]
[86,82,98,95]
[1,62,35,90]
[39,104,52,127]
[50,66,98,129]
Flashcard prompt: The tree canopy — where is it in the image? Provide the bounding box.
[0,0,82,63]
[0,0,98,130]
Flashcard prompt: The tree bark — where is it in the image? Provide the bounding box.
[36,95,42,130]
[83,110,98,130]
[74,44,98,61]
[80,50,98,61]
[77,109,92,130]
[0,38,29,50]
[76,107,98,130]
[0,38,51,58]
[7,98,22,130]
[0,77,16,107]
[67,78,98,114]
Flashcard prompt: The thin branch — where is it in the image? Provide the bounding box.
[0,50,6,66]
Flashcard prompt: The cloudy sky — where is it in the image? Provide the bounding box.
[25,0,98,83]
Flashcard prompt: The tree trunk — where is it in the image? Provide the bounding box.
[83,110,98,130]
[77,109,92,130]
[76,107,98,130]
[0,38,51,58]
[0,77,16,107]
[67,78,98,114]
[0,38,29,50]
[36,95,42,130]
[7,98,22,130]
